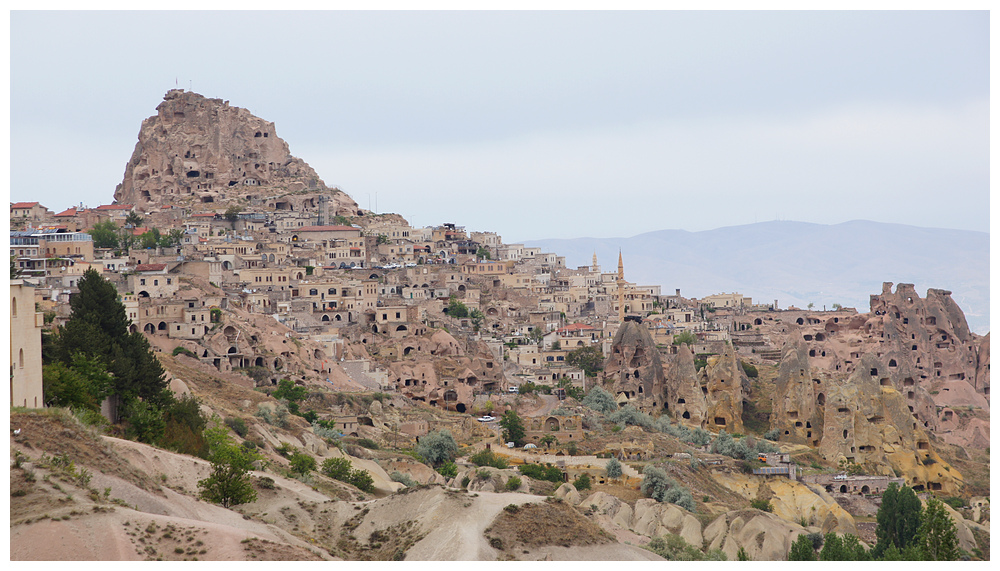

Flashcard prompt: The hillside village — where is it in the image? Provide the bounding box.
[10,90,990,561]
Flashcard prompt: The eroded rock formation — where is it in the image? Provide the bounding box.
[605,321,667,411]
[114,89,358,215]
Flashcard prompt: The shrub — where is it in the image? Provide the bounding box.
[641,466,695,511]
[518,463,564,483]
[256,476,275,490]
[390,471,418,488]
[469,449,509,469]
[763,428,780,441]
[605,458,623,479]
[461,476,471,488]
[356,438,380,450]
[171,346,197,358]
[581,386,618,414]
[225,417,248,438]
[312,421,341,440]
[750,498,773,512]
[573,473,592,491]
[348,469,375,493]
[437,462,458,479]
[607,405,655,429]
[740,361,758,378]
[416,430,459,466]
[941,497,966,509]
[505,476,522,491]
[289,451,316,476]
[255,403,288,428]
[503,503,520,513]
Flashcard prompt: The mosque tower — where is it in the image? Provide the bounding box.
[617,250,626,322]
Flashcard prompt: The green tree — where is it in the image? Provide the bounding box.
[566,345,604,377]
[224,205,241,224]
[447,296,469,318]
[197,420,261,508]
[572,473,592,491]
[788,534,817,561]
[582,386,618,414]
[475,246,491,260]
[873,483,922,557]
[499,410,526,447]
[273,378,308,403]
[470,308,484,332]
[416,429,459,466]
[125,211,144,227]
[290,451,317,476]
[51,268,169,421]
[321,457,353,480]
[138,229,161,249]
[348,468,375,493]
[807,302,815,310]
[42,353,112,411]
[88,220,120,249]
[917,498,959,561]
[673,331,697,346]
[539,434,556,448]
[160,393,209,458]
[375,233,390,245]
[819,533,845,560]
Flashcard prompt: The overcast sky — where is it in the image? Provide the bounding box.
[9,10,989,241]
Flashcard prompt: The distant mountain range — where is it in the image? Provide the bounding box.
[523,220,989,334]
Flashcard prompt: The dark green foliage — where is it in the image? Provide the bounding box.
[607,404,654,429]
[469,449,509,469]
[272,378,308,402]
[711,429,778,461]
[289,451,316,476]
[750,498,773,512]
[123,399,166,444]
[499,410,526,447]
[300,410,318,424]
[436,462,458,479]
[171,346,197,358]
[42,353,112,411]
[160,394,209,458]
[355,438,380,450]
[50,269,169,422]
[917,498,959,561]
[873,483,922,558]
[819,533,869,561]
[582,386,618,414]
[197,421,261,508]
[788,534,817,561]
[87,220,120,249]
[566,345,605,377]
[740,360,758,378]
[416,430,458,466]
[941,496,965,509]
[505,476,521,491]
[475,247,491,260]
[518,463,564,483]
[673,331,697,346]
[605,457,622,479]
[572,473,591,491]
[321,457,353,480]
[447,296,469,318]
[348,469,375,493]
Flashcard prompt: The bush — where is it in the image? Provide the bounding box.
[605,458,623,479]
[461,476,471,488]
[581,386,618,414]
[641,466,695,511]
[437,462,458,479]
[505,476,522,491]
[518,463,564,483]
[225,417,248,438]
[646,533,725,561]
[469,449,509,469]
[573,473,592,491]
[750,498,773,512]
[416,430,459,466]
[503,503,520,513]
[740,361,758,378]
[257,476,276,490]
[356,438,380,450]
[607,404,654,429]
[255,403,288,428]
[322,457,353,480]
[763,428,780,441]
[348,469,375,493]
[289,451,316,476]
[171,346,197,358]
[390,471,418,487]
[312,421,341,440]
[941,497,966,509]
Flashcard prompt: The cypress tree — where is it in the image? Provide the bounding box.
[874,483,922,557]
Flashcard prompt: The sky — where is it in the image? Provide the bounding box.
[9,10,990,242]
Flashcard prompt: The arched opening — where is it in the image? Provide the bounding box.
[817,393,826,406]
[860,485,870,495]
[888,359,897,367]
[139,291,150,298]
[396,325,408,332]
[545,417,560,431]
[682,411,691,419]
[144,323,155,334]
[255,357,264,367]
[455,403,466,413]
[11,297,16,317]
[129,324,138,333]
[157,321,167,331]
[796,318,804,325]
[840,485,848,493]
[322,314,330,322]
[228,346,238,354]
[314,349,324,359]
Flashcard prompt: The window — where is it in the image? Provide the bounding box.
[154,280,159,286]
[140,278,146,285]
[167,278,172,285]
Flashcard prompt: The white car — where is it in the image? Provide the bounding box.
[477,416,496,422]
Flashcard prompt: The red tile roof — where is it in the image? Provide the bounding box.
[134,263,167,272]
[96,204,133,210]
[557,323,597,334]
[54,207,78,217]
[11,202,39,209]
[191,213,217,218]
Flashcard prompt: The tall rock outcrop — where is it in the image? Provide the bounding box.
[665,344,708,425]
[605,321,667,412]
[114,89,358,215]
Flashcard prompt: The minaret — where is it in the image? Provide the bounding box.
[617,250,626,322]
[592,251,599,273]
